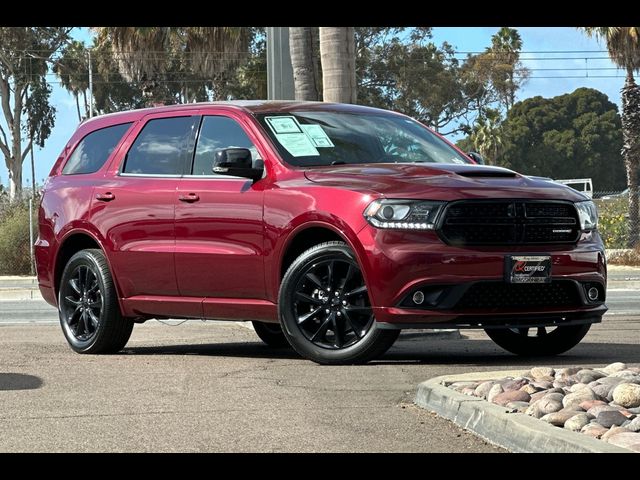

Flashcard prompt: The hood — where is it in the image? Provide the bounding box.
[303,163,587,202]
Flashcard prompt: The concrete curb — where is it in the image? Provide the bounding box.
[0,288,41,301]
[415,369,631,453]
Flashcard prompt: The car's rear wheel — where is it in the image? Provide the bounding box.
[279,241,399,365]
[484,323,592,356]
[58,249,133,354]
[252,321,290,348]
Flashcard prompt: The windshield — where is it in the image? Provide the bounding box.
[256,111,471,167]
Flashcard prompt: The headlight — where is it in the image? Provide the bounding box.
[364,199,445,230]
[575,200,598,231]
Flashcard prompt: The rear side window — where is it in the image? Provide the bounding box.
[123,117,196,175]
[62,122,132,175]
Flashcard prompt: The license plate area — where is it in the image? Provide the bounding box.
[505,255,551,284]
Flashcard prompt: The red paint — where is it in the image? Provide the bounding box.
[36,101,606,327]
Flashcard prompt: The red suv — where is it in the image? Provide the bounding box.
[36,101,606,364]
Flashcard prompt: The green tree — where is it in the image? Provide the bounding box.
[53,40,90,121]
[355,28,470,134]
[498,88,626,191]
[94,27,251,105]
[0,27,70,201]
[470,108,504,165]
[55,38,147,118]
[487,27,529,111]
[580,27,640,247]
[319,27,357,103]
[219,28,267,101]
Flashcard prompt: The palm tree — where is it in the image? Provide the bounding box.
[471,108,504,166]
[487,27,528,111]
[289,27,320,101]
[581,27,640,247]
[53,40,90,121]
[319,27,356,103]
[94,27,250,105]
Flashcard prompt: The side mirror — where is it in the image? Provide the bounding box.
[213,148,264,181]
[467,151,485,165]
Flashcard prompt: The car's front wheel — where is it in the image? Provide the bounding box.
[278,241,399,365]
[484,323,592,356]
[58,249,133,354]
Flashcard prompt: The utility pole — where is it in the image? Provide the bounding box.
[266,27,295,100]
[88,49,94,117]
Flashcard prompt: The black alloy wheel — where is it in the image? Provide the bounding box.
[279,241,399,364]
[60,264,103,342]
[58,249,133,354]
[485,323,593,356]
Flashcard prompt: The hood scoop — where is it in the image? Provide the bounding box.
[457,170,517,178]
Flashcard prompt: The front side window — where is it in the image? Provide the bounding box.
[191,116,261,176]
[123,117,196,175]
[62,122,132,175]
[256,111,471,167]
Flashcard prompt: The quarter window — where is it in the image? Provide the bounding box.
[123,117,196,175]
[62,123,132,175]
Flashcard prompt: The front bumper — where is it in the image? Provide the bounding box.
[356,225,607,328]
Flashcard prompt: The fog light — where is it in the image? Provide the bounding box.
[412,291,425,305]
[587,287,599,301]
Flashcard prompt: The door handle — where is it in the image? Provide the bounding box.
[95,192,115,202]
[178,193,200,203]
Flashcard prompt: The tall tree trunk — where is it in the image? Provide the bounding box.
[319,27,356,103]
[289,27,320,101]
[82,90,89,118]
[74,93,82,122]
[8,157,22,201]
[622,68,640,247]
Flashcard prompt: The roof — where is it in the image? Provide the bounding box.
[79,100,396,130]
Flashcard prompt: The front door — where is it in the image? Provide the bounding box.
[175,114,265,303]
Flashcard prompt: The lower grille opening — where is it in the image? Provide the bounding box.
[454,281,582,310]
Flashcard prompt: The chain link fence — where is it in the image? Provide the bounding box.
[0,195,37,275]
[594,191,639,248]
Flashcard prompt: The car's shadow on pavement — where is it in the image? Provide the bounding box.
[120,339,640,366]
[122,341,301,360]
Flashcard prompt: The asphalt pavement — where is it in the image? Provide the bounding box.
[0,285,638,452]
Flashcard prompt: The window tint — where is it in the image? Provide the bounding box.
[192,116,260,176]
[123,117,195,175]
[62,123,132,175]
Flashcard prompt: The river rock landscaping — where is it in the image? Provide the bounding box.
[447,363,640,452]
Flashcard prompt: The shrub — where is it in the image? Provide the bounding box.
[0,201,34,275]
[595,197,630,249]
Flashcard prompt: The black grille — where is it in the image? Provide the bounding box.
[439,200,580,245]
[455,281,581,310]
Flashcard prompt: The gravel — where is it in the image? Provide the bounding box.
[446,362,640,453]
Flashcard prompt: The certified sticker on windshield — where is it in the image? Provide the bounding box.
[275,132,319,157]
[301,124,334,148]
[265,116,302,134]
[265,116,320,157]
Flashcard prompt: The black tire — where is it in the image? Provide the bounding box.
[278,241,400,365]
[485,323,592,356]
[252,321,290,348]
[58,249,133,354]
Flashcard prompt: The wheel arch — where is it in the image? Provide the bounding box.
[272,220,369,301]
[53,229,124,312]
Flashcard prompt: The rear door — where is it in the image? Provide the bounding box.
[92,112,198,299]
[175,113,266,303]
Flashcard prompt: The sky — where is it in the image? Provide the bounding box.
[1,27,627,189]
